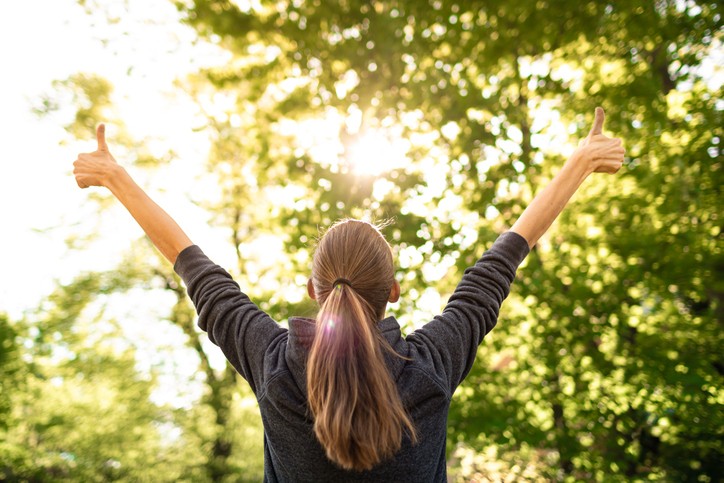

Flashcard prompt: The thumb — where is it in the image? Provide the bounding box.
[97,123,108,151]
[588,107,605,137]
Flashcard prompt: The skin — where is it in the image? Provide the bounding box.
[73,107,624,296]
[509,107,625,248]
[73,124,193,264]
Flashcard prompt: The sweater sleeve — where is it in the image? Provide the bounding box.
[173,245,287,394]
[407,231,529,394]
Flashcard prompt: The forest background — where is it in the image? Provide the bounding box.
[0,0,721,481]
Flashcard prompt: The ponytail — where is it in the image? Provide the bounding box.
[307,220,417,471]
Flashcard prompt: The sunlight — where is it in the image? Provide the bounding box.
[344,128,411,176]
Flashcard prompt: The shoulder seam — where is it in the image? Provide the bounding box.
[256,368,292,401]
[405,364,452,401]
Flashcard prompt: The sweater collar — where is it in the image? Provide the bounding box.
[288,315,403,350]
[286,315,408,384]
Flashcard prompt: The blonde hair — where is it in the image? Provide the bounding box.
[307,219,417,471]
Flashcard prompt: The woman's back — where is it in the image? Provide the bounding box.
[260,317,449,482]
[174,231,530,482]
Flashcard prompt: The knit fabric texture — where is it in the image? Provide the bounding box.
[174,231,530,482]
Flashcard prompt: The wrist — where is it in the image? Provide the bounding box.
[565,152,594,180]
[104,165,131,193]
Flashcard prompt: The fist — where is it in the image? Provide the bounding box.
[574,107,626,174]
[73,124,119,188]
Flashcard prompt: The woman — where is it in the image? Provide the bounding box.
[73,108,624,482]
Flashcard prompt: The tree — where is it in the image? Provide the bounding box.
[173,0,722,479]
[0,260,213,481]
[24,0,721,480]
[34,70,267,480]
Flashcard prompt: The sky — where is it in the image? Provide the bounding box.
[0,0,438,321]
[0,0,249,406]
[2,0,721,409]
[0,0,441,407]
[3,2,721,319]
[0,0,235,319]
[0,0,431,401]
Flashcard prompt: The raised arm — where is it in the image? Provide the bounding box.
[74,126,286,392]
[409,107,624,392]
[72,124,193,264]
[510,107,625,248]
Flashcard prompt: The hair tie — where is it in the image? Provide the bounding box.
[333,278,353,289]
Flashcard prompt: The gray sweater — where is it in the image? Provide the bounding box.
[174,231,530,482]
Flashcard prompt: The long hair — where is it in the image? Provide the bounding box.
[307,219,417,471]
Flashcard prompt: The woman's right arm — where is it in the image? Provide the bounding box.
[409,107,625,393]
[408,231,529,393]
[510,107,625,248]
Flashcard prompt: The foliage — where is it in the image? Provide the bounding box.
[0,245,263,481]
[172,0,722,480]
[0,269,206,481]
[7,0,722,481]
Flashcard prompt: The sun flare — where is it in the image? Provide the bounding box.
[344,129,411,176]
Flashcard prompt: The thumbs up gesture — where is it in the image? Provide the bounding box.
[73,124,120,188]
[574,107,626,174]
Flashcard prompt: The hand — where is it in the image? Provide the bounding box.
[73,124,120,188]
[572,107,626,174]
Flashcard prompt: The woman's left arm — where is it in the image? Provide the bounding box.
[73,124,193,264]
[74,125,285,393]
